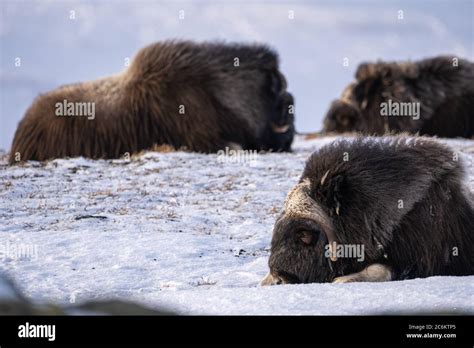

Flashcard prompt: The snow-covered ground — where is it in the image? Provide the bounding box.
[0,135,473,315]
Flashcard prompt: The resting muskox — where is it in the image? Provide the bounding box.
[323,56,474,138]
[261,136,474,285]
[9,41,295,164]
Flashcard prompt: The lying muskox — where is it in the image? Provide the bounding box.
[261,136,474,285]
[9,41,295,164]
[323,56,474,138]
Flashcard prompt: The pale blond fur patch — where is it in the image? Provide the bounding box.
[332,264,392,283]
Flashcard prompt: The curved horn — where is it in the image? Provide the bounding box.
[284,178,338,261]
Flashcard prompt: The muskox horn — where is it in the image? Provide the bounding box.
[284,178,338,261]
[320,169,330,185]
[271,123,291,134]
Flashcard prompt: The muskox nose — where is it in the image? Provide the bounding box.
[260,272,284,286]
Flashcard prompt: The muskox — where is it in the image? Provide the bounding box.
[9,41,295,164]
[261,136,474,285]
[323,56,474,138]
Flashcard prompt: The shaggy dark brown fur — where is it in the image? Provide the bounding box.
[262,136,474,284]
[323,56,474,138]
[9,41,295,164]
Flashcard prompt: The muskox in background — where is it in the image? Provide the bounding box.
[261,136,474,285]
[9,41,295,164]
[323,56,474,138]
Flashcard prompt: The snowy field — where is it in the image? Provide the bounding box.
[0,135,473,315]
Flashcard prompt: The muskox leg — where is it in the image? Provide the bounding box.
[260,272,285,286]
[332,264,392,283]
[225,142,243,151]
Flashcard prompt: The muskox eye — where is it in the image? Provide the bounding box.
[299,230,314,245]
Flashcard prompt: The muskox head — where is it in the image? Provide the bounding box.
[261,176,339,285]
[322,61,422,135]
[322,81,366,134]
[265,92,295,151]
[323,99,361,133]
[263,70,295,151]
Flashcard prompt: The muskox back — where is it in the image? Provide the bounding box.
[264,136,474,284]
[323,56,474,138]
[9,41,295,163]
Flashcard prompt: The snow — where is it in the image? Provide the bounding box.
[0,135,473,315]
